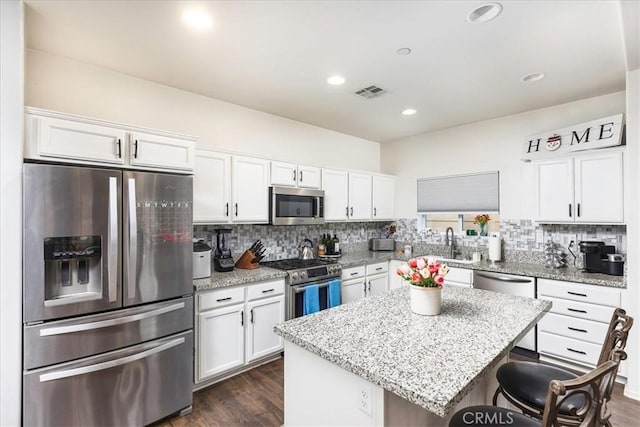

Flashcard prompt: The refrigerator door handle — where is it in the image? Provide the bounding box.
[108,177,118,302]
[38,337,185,382]
[39,302,186,337]
[127,178,137,300]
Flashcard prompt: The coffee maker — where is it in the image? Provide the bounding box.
[578,241,615,273]
[213,228,235,272]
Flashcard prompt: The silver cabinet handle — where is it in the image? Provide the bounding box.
[375,267,383,271]
[133,139,139,159]
[350,206,353,216]
[567,291,587,297]
[108,177,118,303]
[568,307,588,314]
[569,203,572,217]
[250,308,254,324]
[566,347,586,355]
[40,302,185,336]
[568,326,588,333]
[127,178,137,300]
[235,203,238,216]
[39,337,184,382]
[577,203,581,217]
[261,288,275,294]
[299,170,303,182]
[116,139,122,158]
[293,170,297,182]
[241,310,244,326]
[225,202,229,217]
[346,206,349,217]
[475,272,532,283]
[374,207,377,217]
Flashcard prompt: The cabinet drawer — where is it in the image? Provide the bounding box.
[366,262,388,276]
[537,279,620,307]
[538,331,600,367]
[539,296,615,323]
[342,265,365,280]
[538,312,609,345]
[446,267,472,285]
[199,286,245,311]
[246,279,285,301]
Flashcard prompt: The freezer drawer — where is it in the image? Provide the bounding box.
[24,296,193,370]
[24,330,193,427]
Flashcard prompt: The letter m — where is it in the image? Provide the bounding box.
[571,128,591,145]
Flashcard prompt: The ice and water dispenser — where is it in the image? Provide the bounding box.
[43,235,102,304]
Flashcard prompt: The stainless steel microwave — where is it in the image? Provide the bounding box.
[269,186,324,225]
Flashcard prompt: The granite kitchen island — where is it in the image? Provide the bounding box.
[274,286,551,426]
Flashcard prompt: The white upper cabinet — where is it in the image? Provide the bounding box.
[193,150,232,224]
[25,108,196,173]
[271,161,321,189]
[574,151,624,223]
[232,155,270,223]
[372,175,395,220]
[128,131,195,171]
[534,150,623,224]
[348,172,372,221]
[322,168,349,221]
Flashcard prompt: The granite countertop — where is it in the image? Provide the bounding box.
[338,250,625,288]
[274,286,551,417]
[194,266,287,291]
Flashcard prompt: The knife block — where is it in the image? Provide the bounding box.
[235,250,259,270]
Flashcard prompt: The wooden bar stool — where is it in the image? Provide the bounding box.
[492,308,633,422]
[450,349,626,427]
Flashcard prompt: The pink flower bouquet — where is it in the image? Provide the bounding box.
[396,256,449,288]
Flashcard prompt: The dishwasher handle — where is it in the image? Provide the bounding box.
[475,272,533,283]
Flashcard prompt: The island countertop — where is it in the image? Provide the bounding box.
[274,286,551,417]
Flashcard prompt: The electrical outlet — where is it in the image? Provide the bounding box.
[358,384,372,416]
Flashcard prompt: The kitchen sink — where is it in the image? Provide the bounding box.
[432,257,478,265]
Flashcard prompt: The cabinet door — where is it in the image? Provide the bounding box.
[129,132,195,171]
[298,165,321,189]
[348,172,372,221]
[245,295,285,363]
[574,151,624,223]
[534,158,574,222]
[232,156,270,223]
[372,175,395,220]
[271,161,298,187]
[388,261,406,290]
[341,278,365,304]
[194,150,231,223]
[322,168,349,221]
[29,115,126,165]
[197,304,245,381]
[367,274,388,297]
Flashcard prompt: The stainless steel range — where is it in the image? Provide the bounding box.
[261,258,342,319]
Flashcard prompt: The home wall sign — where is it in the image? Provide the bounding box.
[521,114,623,161]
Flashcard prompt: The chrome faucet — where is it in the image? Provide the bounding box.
[445,227,455,259]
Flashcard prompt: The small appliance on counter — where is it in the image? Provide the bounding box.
[368,238,395,252]
[236,240,266,270]
[603,253,625,276]
[578,241,616,273]
[213,228,235,272]
[193,239,212,279]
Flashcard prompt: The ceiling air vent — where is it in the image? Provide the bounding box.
[354,85,388,99]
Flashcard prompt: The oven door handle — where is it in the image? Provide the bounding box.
[293,281,335,294]
[39,337,185,382]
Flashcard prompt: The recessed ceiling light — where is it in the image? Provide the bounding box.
[396,48,412,55]
[182,9,212,30]
[467,2,503,23]
[327,75,346,86]
[402,108,417,116]
[521,72,546,83]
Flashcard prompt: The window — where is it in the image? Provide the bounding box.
[419,213,501,233]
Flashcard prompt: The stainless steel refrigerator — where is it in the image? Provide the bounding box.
[22,163,194,426]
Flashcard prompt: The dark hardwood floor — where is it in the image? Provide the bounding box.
[157,356,639,426]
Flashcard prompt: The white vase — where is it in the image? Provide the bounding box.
[409,285,442,316]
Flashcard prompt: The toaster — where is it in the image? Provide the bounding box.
[368,238,396,252]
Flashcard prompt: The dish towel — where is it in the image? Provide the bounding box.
[303,284,320,316]
[327,279,341,308]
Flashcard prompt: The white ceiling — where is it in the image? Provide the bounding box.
[24,1,627,143]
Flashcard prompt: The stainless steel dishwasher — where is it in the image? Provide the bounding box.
[473,271,536,352]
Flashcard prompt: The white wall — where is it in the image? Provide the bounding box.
[0,1,24,425]
[381,92,626,219]
[623,69,639,400]
[25,49,381,172]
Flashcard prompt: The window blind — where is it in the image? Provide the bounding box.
[417,171,499,213]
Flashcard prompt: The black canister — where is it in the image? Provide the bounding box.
[604,254,625,276]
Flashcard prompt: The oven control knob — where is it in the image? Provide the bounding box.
[291,272,299,281]
[300,271,307,279]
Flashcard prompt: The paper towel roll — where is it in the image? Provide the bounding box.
[489,234,502,262]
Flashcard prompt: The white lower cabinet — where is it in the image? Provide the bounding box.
[536,278,622,369]
[341,263,389,303]
[341,278,366,304]
[245,295,285,362]
[196,279,285,383]
[367,274,388,296]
